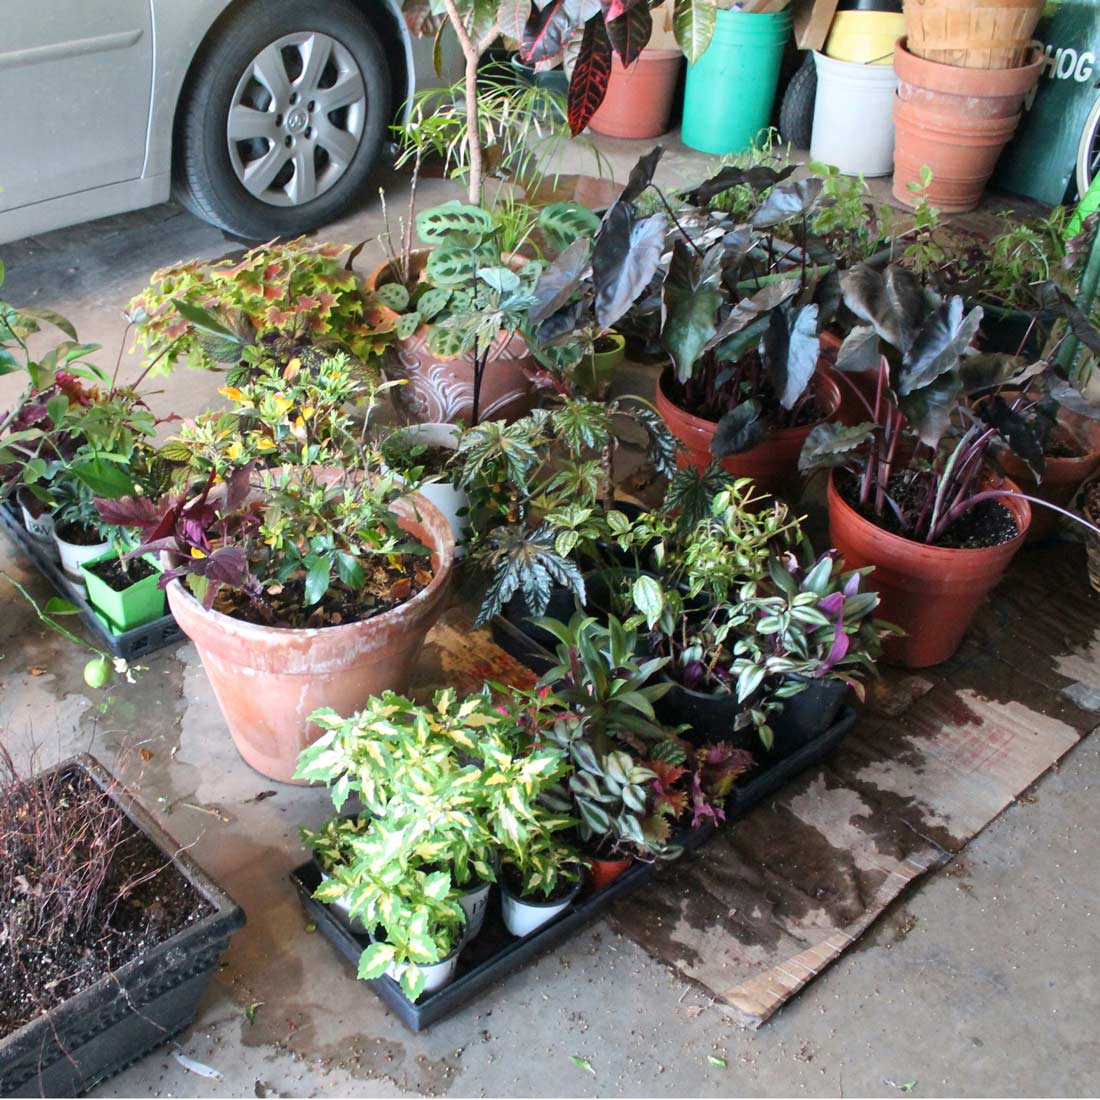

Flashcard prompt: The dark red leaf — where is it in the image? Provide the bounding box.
[567,16,613,135]
[603,0,642,23]
[94,494,160,533]
[605,1,652,65]
[522,0,587,65]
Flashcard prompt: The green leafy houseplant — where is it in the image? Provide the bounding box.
[452,394,675,625]
[371,199,546,427]
[296,686,577,990]
[96,353,432,628]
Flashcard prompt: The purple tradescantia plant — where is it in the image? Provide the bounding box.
[734,550,893,703]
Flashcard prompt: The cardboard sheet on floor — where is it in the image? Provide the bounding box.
[420,542,1100,1028]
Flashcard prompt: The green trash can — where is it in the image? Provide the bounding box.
[681,8,792,155]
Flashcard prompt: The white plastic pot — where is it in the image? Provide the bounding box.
[810,51,898,177]
[320,872,370,934]
[20,497,60,559]
[400,944,461,996]
[53,525,110,591]
[458,880,492,944]
[386,423,469,554]
[501,877,581,938]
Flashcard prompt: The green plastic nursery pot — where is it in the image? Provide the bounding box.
[80,552,166,632]
[681,8,792,155]
[574,331,626,397]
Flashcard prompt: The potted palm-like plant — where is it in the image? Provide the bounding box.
[95,353,455,782]
[800,263,1100,667]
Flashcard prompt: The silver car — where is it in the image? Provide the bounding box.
[0,0,430,244]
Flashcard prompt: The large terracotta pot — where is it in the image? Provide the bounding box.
[996,412,1100,544]
[656,368,841,498]
[589,49,682,139]
[167,490,455,783]
[366,251,538,425]
[892,38,1042,212]
[827,471,1030,667]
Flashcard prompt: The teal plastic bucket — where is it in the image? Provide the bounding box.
[681,8,792,155]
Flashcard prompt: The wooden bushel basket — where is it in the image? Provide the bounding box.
[904,0,1043,69]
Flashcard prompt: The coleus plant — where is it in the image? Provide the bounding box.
[800,263,1100,544]
[126,238,386,374]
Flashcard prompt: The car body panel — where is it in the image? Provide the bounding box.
[0,0,154,211]
[0,0,424,245]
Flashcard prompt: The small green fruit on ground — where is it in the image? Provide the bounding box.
[83,655,113,689]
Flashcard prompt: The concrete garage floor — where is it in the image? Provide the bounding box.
[1,137,1096,1098]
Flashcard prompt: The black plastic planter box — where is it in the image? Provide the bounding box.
[0,755,245,1098]
[0,502,183,660]
[291,824,712,1033]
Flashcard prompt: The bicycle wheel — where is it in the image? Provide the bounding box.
[1075,94,1100,199]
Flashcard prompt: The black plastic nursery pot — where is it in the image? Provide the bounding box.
[0,755,245,1098]
[767,677,849,758]
[0,501,183,660]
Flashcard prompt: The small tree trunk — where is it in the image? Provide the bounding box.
[440,0,490,206]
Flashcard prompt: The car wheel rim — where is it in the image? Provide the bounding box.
[227,31,367,208]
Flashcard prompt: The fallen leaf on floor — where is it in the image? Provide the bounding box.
[174,1051,223,1080]
[255,1082,276,1098]
[885,1079,918,1092]
[246,790,278,803]
[29,667,45,676]
[140,748,153,762]
[708,1055,727,1068]
[684,1005,704,1018]
[246,1001,263,1024]
[569,1056,595,1075]
[304,922,317,933]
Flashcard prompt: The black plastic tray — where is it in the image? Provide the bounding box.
[492,613,859,821]
[0,502,183,660]
[291,823,713,1033]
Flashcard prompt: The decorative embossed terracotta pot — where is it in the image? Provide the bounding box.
[366,250,539,425]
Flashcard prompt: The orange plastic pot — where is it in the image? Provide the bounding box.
[587,855,633,891]
[365,251,538,425]
[167,490,455,783]
[827,472,1030,667]
[656,368,841,498]
[589,49,683,139]
[892,37,1042,212]
[996,413,1100,544]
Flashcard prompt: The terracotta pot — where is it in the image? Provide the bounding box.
[996,413,1100,544]
[167,490,455,783]
[589,49,682,139]
[365,250,538,425]
[656,368,842,498]
[587,854,633,892]
[892,38,1042,212]
[827,471,1030,667]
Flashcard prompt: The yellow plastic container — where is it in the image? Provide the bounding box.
[825,9,906,64]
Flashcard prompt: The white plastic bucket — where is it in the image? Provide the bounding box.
[810,51,898,177]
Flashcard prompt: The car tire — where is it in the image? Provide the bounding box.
[174,0,390,239]
[779,53,816,151]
